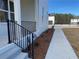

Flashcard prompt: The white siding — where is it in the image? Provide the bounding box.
[35,0,48,36]
[0,23,8,37]
[0,23,8,47]
[13,0,48,36]
[49,16,55,24]
[71,19,79,24]
[48,16,55,28]
[21,0,35,22]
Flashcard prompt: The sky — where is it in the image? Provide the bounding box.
[48,0,79,16]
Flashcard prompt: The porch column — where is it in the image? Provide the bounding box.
[14,0,21,40]
[14,0,21,24]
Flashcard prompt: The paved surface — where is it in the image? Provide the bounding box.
[54,24,79,29]
[45,28,78,59]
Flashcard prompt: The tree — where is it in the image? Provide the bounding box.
[54,13,74,24]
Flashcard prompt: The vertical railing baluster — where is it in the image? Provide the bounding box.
[12,23,16,41]
[22,28,23,48]
[22,27,24,49]
[27,30,28,51]
[21,27,22,48]
[32,33,34,59]
[16,26,20,45]
[24,29,26,49]
[12,21,13,42]
[25,30,27,47]
[19,25,21,46]
[19,26,21,48]
[7,20,11,43]
[10,21,12,42]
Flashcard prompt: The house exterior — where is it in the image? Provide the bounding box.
[15,0,48,37]
[0,0,48,38]
[71,19,79,24]
[0,0,48,59]
[48,14,55,28]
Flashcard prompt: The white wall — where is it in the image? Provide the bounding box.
[20,0,36,32]
[48,16,55,28]
[0,23,8,47]
[71,19,79,24]
[49,16,55,25]
[14,0,48,37]
[35,0,48,36]
[0,23,8,39]
[21,0,35,22]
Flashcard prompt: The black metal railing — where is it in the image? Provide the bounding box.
[7,20,36,59]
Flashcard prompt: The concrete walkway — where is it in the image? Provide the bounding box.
[54,24,79,28]
[45,29,78,59]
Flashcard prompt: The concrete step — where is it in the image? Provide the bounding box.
[0,43,19,55]
[0,43,31,59]
[13,53,28,59]
[0,43,21,59]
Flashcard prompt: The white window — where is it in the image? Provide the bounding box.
[0,0,14,22]
[49,21,53,25]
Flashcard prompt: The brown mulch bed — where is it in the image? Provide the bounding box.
[29,28,54,59]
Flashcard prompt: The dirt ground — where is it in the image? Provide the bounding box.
[29,28,54,59]
[63,28,79,58]
[33,29,54,59]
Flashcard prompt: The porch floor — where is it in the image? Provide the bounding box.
[45,28,78,59]
[0,37,8,48]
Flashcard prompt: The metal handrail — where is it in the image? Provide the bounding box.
[7,20,36,59]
